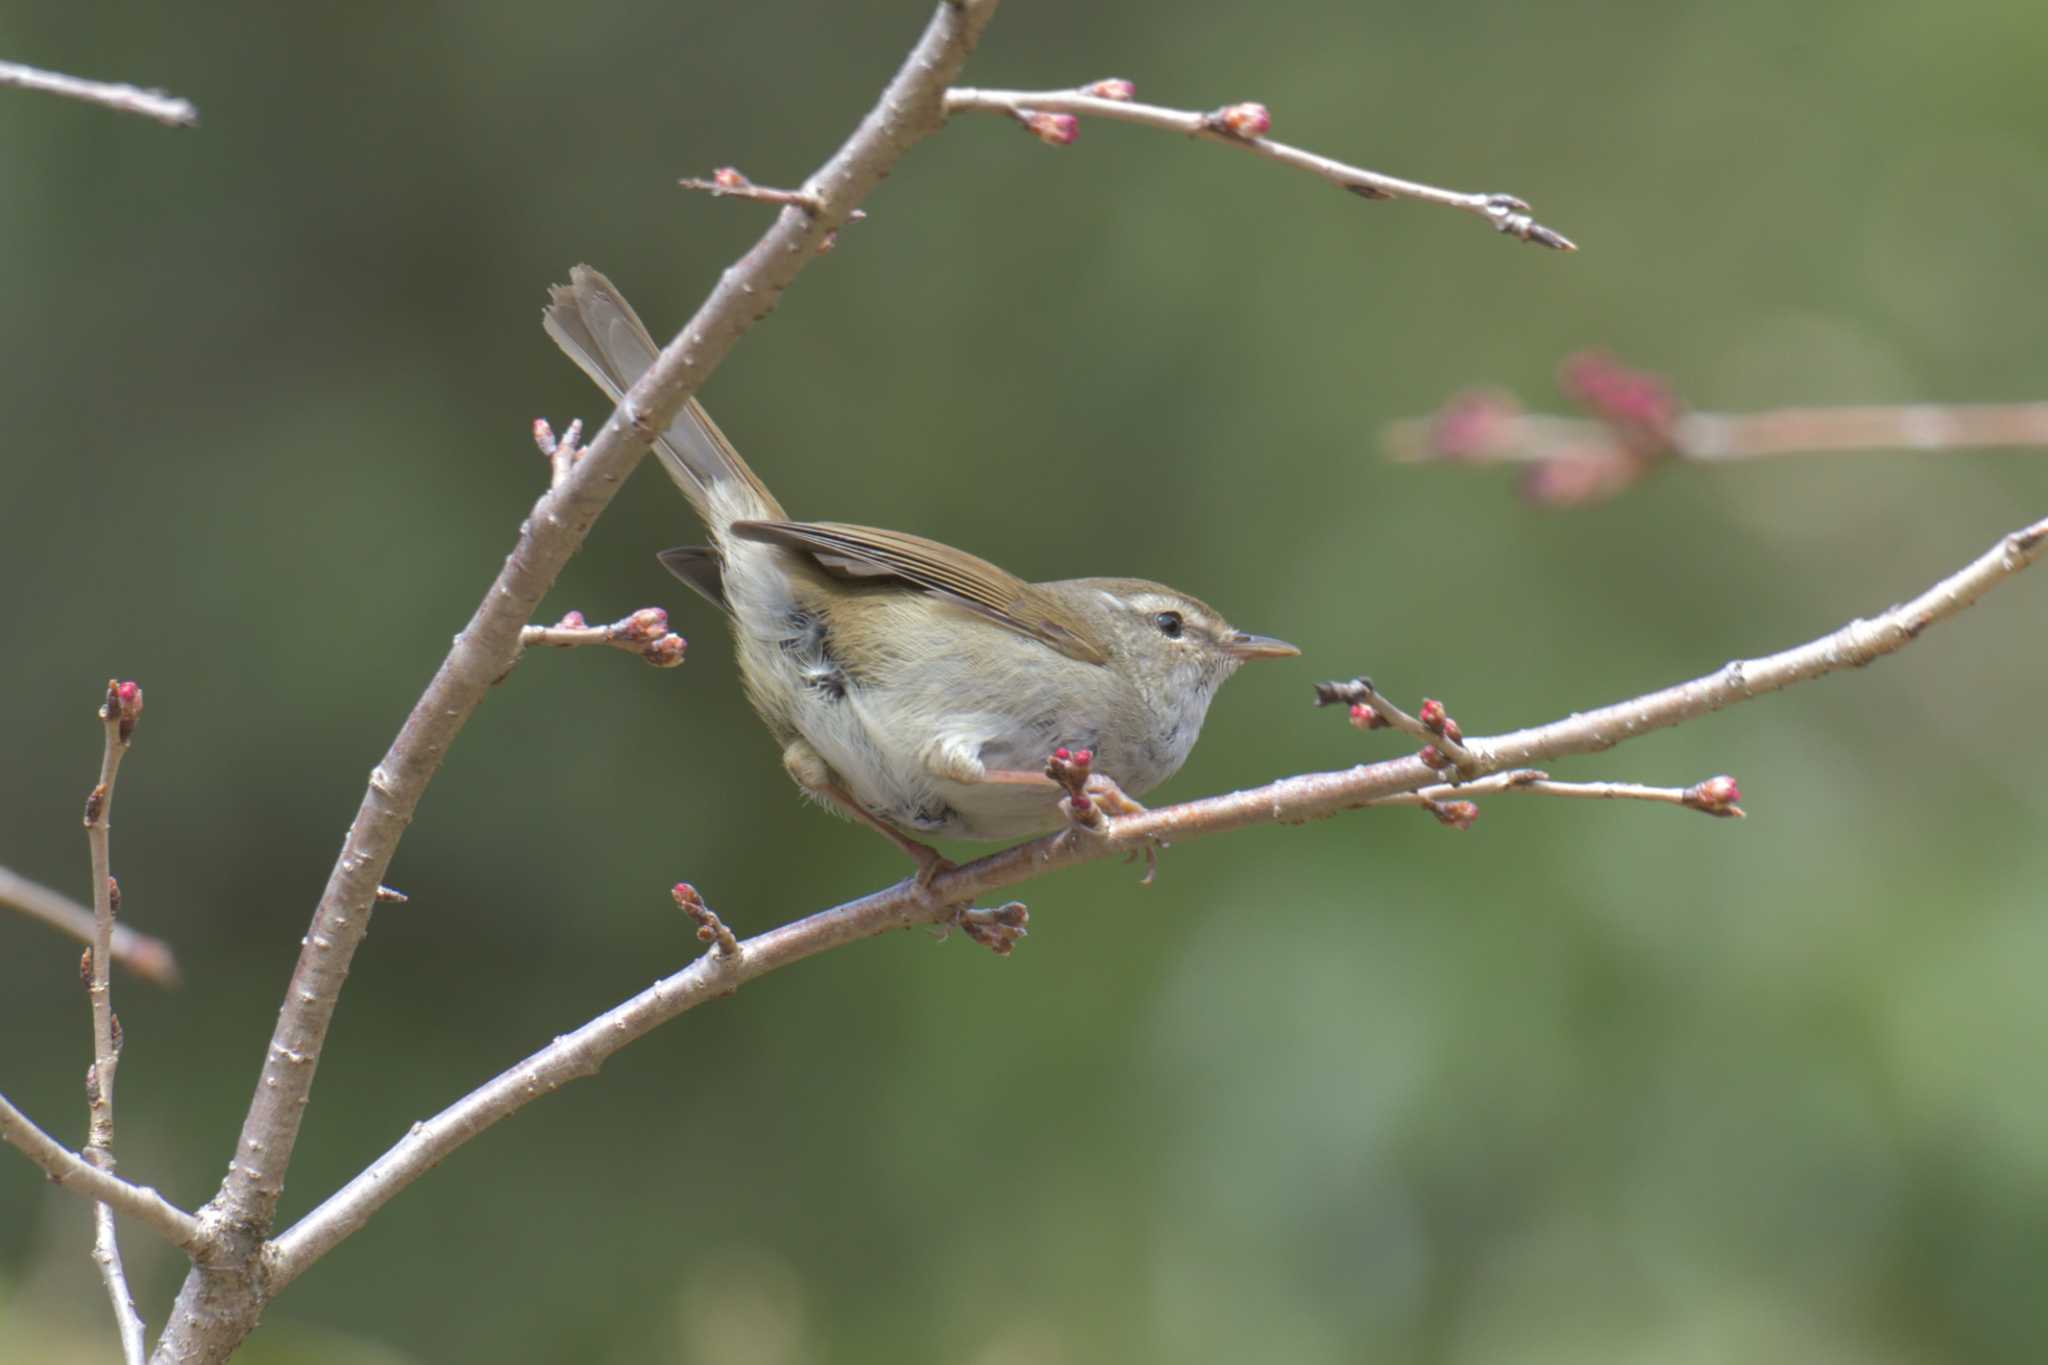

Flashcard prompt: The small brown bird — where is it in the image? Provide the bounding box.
[546,267,1296,875]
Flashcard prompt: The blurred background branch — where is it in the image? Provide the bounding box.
[0,867,180,988]
[0,58,196,127]
[1389,350,2048,505]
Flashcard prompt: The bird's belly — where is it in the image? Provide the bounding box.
[790,682,1155,842]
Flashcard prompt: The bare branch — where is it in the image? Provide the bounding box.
[159,4,1004,1358]
[1362,768,1746,822]
[0,59,197,127]
[0,865,180,987]
[263,515,2043,1286]
[943,85,1575,250]
[0,1090,201,1250]
[81,681,147,1364]
[520,608,686,667]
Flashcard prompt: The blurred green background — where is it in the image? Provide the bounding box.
[4,1,2046,1361]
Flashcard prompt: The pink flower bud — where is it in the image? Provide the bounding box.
[1348,702,1387,731]
[1072,748,1093,768]
[1211,102,1271,139]
[1418,745,1444,769]
[1685,774,1744,817]
[622,607,669,642]
[1087,78,1136,101]
[711,166,749,191]
[1418,698,1446,731]
[1053,747,1071,762]
[556,610,588,629]
[1432,800,1480,831]
[642,634,687,668]
[1023,112,1080,146]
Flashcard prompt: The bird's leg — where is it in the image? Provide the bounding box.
[783,737,955,888]
[820,782,957,888]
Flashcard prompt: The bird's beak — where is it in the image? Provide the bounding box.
[1222,630,1300,661]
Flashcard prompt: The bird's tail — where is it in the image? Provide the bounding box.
[543,265,785,533]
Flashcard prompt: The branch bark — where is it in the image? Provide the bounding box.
[264,513,2045,1287]
[151,3,1002,1359]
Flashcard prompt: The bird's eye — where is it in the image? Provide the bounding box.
[1153,611,1184,639]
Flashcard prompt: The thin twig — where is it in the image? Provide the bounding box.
[1391,400,2048,467]
[157,4,1005,1359]
[0,59,197,127]
[0,1090,201,1249]
[1363,769,1745,821]
[943,85,1574,249]
[1312,681,1478,773]
[519,609,686,667]
[82,681,146,1365]
[0,865,180,987]
[264,514,2045,1287]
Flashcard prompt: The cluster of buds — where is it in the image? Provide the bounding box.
[957,901,1030,957]
[1205,101,1272,139]
[1682,774,1745,818]
[672,882,739,958]
[1045,746,1100,827]
[607,607,688,668]
[1415,697,1464,769]
[1021,110,1080,146]
[538,608,687,668]
[1085,77,1136,101]
[100,679,143,745]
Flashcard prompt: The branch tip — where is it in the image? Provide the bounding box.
[671,882,739,958]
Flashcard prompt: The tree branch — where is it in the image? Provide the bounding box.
[1387,352,2048,505]
[0,59,197,127]
[82,680,147,1365]
[264,513,2044,1287]
[943,84,1575,249]
[0,1090,201,1250]
[154,3,1003,1359]
[0,865,181,987]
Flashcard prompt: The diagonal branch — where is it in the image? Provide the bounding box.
[0,865,181,987]
[0,1090,200,1250]
[943,85,1575,249]
[264,514,2045,1288]
[0,59,197,127]
[157,4,1004,1360]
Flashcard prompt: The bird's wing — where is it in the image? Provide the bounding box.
[729,520,1109,666]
